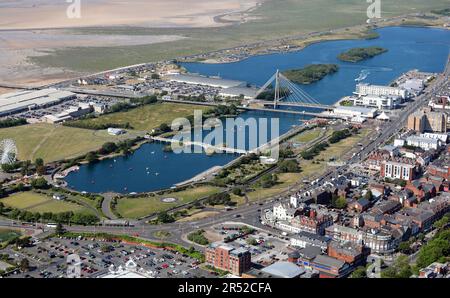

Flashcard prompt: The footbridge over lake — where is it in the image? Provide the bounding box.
[151,136,249,154]
[253,70,333,110]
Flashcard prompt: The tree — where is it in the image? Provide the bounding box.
[246,238,258,246]
[85,152,98,163]
[30,177,49,189]
[19,258,30,272]
[278,160,300,173]
[100,142,118,154]
[260,174,278,188]
[398,241,412,254]
[433,214,449,229]
[21,160,32,176]
[364,190,373,201]
[158,123,171,133]
[55,222,65,235]
[35,158,45,175]
[350,266,367,278]
[232,188,243,196]
[332,196,347,209]
[381,255,412,278]
[157,211,175,223]
[416,229,450,269]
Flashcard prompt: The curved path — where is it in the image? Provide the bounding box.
[101,193,118,219]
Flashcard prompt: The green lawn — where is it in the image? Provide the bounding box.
[0,192,93,214]
[116,186,221,218]
[246,172,303,202]
[0,229,21,243]
[292,128,323,143]
[71,103,209,132]
[0,123,133,162]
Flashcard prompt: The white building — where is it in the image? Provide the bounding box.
[333,106,377,119]
[394,139,405,147]
[218,87,258,100]
[354,83,407,99]
[354,95,400,110]
[107,128,126,136]
[166,74,246,89]
[420,132,448,143]
[383,161,416,181]
[272,203,296,221]
[398,79,425,96]
[406,136,442,151]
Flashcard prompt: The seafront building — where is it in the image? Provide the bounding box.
[353,94,400,110]
[354,83,408,99]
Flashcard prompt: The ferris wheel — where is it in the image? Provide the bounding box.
[0,139,18,165]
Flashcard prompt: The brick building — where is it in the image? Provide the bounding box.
[205,242,251,276]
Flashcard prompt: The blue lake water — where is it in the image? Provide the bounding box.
[182,26,450,105]
[65,26,450,194]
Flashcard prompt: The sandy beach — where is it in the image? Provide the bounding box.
[0,0,261,30]
[0,0,263,85]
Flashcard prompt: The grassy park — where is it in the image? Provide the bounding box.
[116,185,221,218]
[291,128,324,143]
[0,123,133,162]
[72,102,209,132]
[0,192,94,215]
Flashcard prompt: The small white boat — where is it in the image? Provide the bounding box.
[155,172,160,176]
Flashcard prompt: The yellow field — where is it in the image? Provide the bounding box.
[0,123,133,162]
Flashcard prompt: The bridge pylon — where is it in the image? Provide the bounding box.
[274,69,280,109]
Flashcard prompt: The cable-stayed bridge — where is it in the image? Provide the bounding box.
[253,70,333,110]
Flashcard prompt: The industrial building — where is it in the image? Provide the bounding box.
[218,86,258,99]
[0,88,76,116]
[166,74,246,89]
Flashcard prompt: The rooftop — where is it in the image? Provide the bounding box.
[261,261,305,278]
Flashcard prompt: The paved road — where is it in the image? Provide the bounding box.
[101,193,119,220]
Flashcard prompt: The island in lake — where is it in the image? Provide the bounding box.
[282,64,339,84]
[338,46,388,62]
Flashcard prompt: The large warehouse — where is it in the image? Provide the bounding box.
[0,88,76,116]
[166,74,246,89]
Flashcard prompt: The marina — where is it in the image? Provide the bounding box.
[65,26,450,194]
